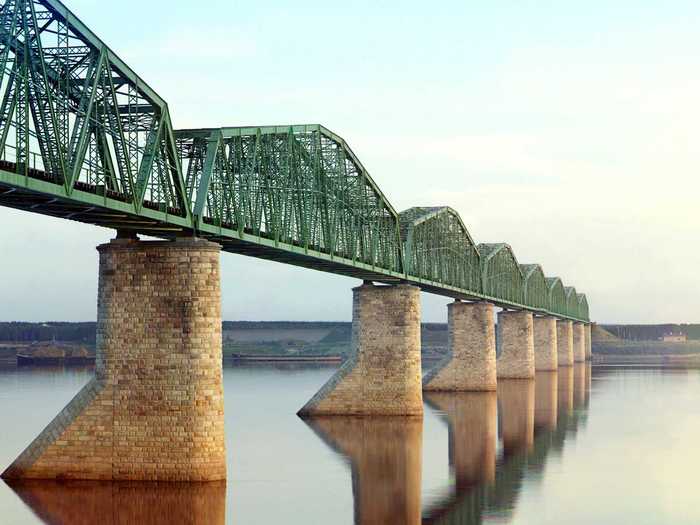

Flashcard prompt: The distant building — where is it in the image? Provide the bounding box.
[660,332,687,342]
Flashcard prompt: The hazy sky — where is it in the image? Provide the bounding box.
[1,0,699,324]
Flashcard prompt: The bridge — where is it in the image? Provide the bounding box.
[0,0,593,482]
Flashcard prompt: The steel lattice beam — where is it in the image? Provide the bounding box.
[0,0,591,322]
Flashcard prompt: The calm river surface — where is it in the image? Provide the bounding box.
[1,363,700,524]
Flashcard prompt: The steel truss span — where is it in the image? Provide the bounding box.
[0,0,590,322]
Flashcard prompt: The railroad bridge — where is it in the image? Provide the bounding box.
[0,0,591,481]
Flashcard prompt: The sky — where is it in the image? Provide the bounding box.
[1,0,699,324]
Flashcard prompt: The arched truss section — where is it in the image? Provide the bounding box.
[399,206,481,293]
[478,243,524,305]
[564,286,579,318]
[520,264,548,311]
[577,293,589,321]
[174,125,403,273]
[546,277,567,317]
[0,0,189,218]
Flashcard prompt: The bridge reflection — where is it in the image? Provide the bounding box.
[302,364,591,525]
[10,363,592,524]
[424,363,591,524]
[4,479,226,524]
[304,416,423,525]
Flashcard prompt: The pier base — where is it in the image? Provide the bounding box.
[496,311,535,379]
[2,238,226,481]
[423,301,496,391]
[533,316,558,371]
[556,320,574,367]
[573,322,586,363]
[298,283,423,416]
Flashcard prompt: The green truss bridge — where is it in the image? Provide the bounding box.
[0,0,589,322]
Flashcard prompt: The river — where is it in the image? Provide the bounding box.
[1,363,699,524]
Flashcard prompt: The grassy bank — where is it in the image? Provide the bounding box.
[593,340,700,355]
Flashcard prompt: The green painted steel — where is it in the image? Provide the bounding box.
[577,293,589,321]
[0,0,591,322]
[521,264,548,311]
[564,286,579,319]
[546,278,568,317]
[399,206,481,293]
[478,243,524,306]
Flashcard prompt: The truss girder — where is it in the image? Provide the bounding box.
[478,243,525,306]
[399,206,481,293]
[0,0,190,218]
[175,125,403,274]
[0,0,591,323]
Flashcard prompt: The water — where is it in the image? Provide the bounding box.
[1,363,699,524]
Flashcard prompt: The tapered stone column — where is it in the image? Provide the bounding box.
[2,238,226,481]
[556,320,574,367]
[496,310,535,379]
[298,283,423,416]
[423,301,496,391]
[573,322,586,363]
[533,316,558,371]
[584,324,593,360]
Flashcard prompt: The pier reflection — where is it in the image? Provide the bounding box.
[424,368,591,524]
[426,392,497,489]
[5,480,226,524]
[304,416,423,525]
[498,379,535,457]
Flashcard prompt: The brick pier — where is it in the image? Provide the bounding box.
[423,301,497,392]
[533,316,558,371]
[556,320,574,367]
[496,310,535,379]
[2,238,226,481]
[573,322,586,363]
[584,324,593,360]
[298,283,423,416]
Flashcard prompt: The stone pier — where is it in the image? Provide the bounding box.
[298,283,423,416]
[423,301,496,391]
[533,316,558,371]
[584,324,593,361]
[2,238,226,481]
[573,322,586,363]
[556,320,574,367]
[496,310,535,379]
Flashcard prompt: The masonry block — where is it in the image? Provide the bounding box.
[2,238,226,481]
[423,301,496,392]
[584,324,592,361]
[496,311,534,379]
[573,322,586,363]
[533,316,558,371]
[556,320,574,367]
[298,283,423,416]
